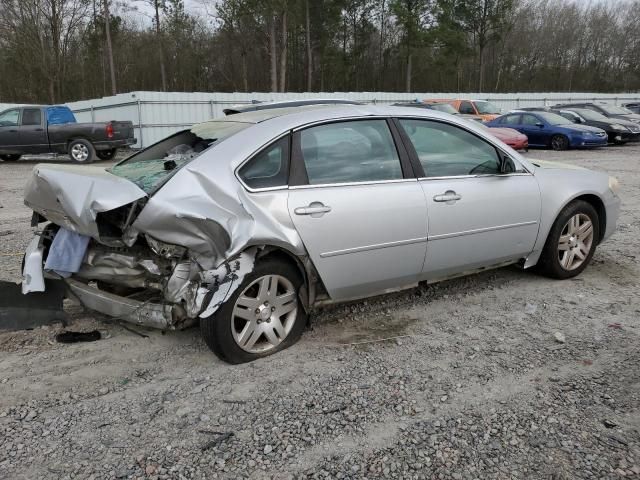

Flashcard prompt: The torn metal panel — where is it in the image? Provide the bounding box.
[198,247,257,319]
[23,163,147,239]
[65,278,179,330]
[22,235,45,294]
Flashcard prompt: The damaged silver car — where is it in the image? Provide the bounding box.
[22,105,621,363]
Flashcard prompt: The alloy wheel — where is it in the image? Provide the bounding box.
[557,213,594,270]
[71,143,89,162]
[231,274,298,353]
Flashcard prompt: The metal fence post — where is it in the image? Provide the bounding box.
[209,100,215,119]
[90,106,95,122]
[137,100,143,148]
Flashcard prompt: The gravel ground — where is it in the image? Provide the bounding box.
[0,147,638,480]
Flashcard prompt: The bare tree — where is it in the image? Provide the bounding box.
[103,0,116,95]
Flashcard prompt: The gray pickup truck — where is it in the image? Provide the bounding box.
[0,105,136,162]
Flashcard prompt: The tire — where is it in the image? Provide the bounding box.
[68,139,95,163]
[537,200,600,279]
[0,154,21,161]
[551,134,569,151]
[96,148,117,161]
[200,258,307,364]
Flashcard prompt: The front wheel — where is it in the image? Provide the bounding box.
[0,154,21,161]
[551,134,569,151]
[200,258,307,364]
[537,200,599,279]
[96,148,117,161]
[68,139,95,163]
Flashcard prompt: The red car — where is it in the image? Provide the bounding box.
[481,124,528,151]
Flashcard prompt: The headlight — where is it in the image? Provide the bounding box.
[611,124,628,131]
[609,176,620,195]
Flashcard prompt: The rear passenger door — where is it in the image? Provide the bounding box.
[287,119,428,301]
[18,108,48,153]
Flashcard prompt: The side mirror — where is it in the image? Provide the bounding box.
[535,122,544,128]
[572,117,581,124]
[500,154,516,174]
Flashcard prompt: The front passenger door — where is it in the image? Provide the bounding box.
[397,118,541,279]
[287,119,428,301]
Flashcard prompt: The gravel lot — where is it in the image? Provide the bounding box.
[0,146,638,480]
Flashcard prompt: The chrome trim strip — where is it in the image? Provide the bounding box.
[320,236,428,258]
[289,178,417,190]
[418,172,533,181]
[428,220,538,241]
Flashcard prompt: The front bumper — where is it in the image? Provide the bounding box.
[570,136,607,147]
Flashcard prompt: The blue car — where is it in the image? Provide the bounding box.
[487,111,608,151]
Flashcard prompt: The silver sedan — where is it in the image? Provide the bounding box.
[22,105,621,363]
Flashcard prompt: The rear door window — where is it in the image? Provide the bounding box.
[238,136,289,189]
[501,114,521,125]
[21,108,42,126]
[298,120,403,185]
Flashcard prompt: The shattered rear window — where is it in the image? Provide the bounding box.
[109,121,251,194]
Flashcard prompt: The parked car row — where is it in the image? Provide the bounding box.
[403,99,640,152]
[1,99,639,161]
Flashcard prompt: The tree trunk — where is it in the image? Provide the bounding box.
[279,11,288,92]
[379,0,385,90]
[241,50,248,92]
[305,0,312,91]
[103,0,116,95]
[154,0,167,92]
[478,45,484,93]
[406,50,412,93]
[269,16,278,92]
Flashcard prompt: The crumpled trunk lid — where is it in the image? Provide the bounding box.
[24,164,147,241]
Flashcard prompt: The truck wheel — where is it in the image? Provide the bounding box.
[96,149,117,161]
[0,154,21,161]
[68,139,95,163]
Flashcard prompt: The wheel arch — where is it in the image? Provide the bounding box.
[252,244,321,312]
[571,193,606,244]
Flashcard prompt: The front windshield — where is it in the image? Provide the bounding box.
[599,104,634,115]
[572,109,609,122]
[110,121,251,193]
[427,103,459,114]
[537,112,572,126]
[475,101,501,114]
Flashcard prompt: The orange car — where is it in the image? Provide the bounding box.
[424,99,503,122]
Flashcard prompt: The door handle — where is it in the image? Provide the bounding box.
[294,203,332,216]
[433,191,462,203]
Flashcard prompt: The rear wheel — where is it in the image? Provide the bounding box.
[68,139,95,163]
[200,258,307,364]
[537,200,599,279]
[551,134,569,151]
[96,148,117,161]
[0,154,21,161]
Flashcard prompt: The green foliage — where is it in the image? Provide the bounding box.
[1,0,640,102]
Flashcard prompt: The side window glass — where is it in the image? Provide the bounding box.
[399,119,501,177]
[502,115,520,125]
[459,101,475,114]
[522,114,541,126]
[21,109,42,126]
[0,109,19,127]
[299,120,402,185]
[238,136,289,189]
